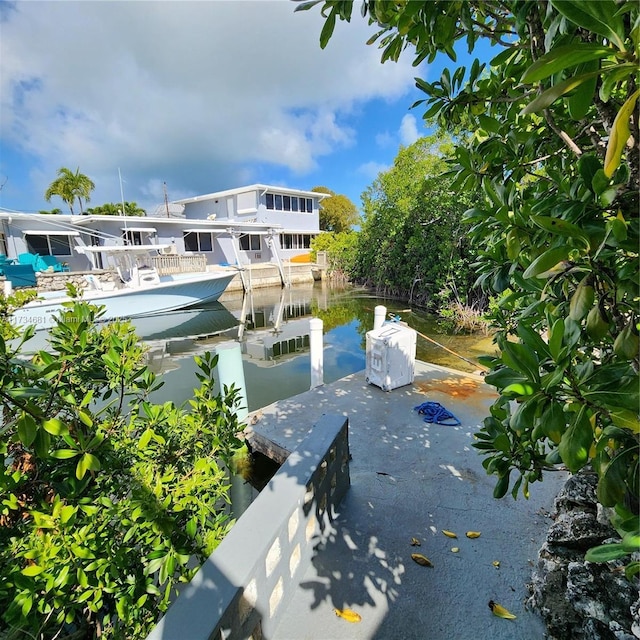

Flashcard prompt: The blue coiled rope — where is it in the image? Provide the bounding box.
[414,401,461,426]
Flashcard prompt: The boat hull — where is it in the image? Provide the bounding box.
[11,271,237,331]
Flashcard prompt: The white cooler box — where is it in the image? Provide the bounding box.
[365,322,417,391]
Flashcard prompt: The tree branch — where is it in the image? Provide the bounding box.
[543,109,583,156]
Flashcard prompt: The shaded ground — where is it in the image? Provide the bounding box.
[247,361,568,640]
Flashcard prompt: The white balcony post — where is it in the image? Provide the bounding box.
[309,318,323,389]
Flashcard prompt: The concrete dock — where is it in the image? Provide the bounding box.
[247,361,568,640]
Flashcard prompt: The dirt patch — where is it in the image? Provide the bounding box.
[415,376,483,399]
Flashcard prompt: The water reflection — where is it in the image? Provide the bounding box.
[19,282,497,413]
[145,283,368,411]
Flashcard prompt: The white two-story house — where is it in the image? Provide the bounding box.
[0,184,326,280]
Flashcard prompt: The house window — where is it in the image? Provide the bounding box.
[239,234,261,251]
[184,232,213,252]
[265,192,313,213]
[0,233,7,256]
[25,234,73,256]
[122,230,143,246]
[281,234,315,250]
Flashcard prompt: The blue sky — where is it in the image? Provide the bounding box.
[0,1,494,217]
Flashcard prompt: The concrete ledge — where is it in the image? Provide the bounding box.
[147,414,350,640]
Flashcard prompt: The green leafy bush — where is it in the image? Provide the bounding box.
[298,0,639,575]
[0,295,244,638]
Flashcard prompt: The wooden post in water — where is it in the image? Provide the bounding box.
[309,318,324,389]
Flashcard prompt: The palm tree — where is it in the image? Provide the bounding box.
[45,167,95,215]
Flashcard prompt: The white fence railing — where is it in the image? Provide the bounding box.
[151,254,207,275]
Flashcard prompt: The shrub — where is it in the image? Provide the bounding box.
[0,295,244,639]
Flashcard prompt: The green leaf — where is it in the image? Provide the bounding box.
[578,153,602,188]
[503,382,537,397]
[541,402,566,444]
[17,414,38,447]
[484,367,528,389]
[568,60,598,120]
[550,0,626,51]
[60,505,76,525]
[501,342,540,383]
[597,448,637,507]
[548,318,565,361]
[521,44,612,83]
[76,452,101,480]
[33,429,51,459]
[569,277,595,321]
[604,89,640,178]
[493,470,511,499]
[531,215,589,242]
[621,532,640,553]
[50,448,79,460]
[521,70,602,115]
[139,428,154,450]
[22,564,46,576]
[609,409,640,434]
[78,410,93,428]
[625,562,640,580]
[319,8,336,49]
[509,395,540,434]
[613,322,640,360]
[558,408,593,473]
[584,543,628,563]
[42,417,69,436]
[522,246,570,279]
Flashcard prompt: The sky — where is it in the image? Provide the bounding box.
[0,1,491,217]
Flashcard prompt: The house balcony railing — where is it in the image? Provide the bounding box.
[151,254,207,275]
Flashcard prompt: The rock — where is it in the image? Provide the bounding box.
[528,468,639,640]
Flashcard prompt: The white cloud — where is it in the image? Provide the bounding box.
[0,1,420,210]
[375,131,395,148]
[399,114,421,146]
[357,161,390,181]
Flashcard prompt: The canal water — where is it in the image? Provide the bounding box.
[132,282,497,412]
[17,282,497,514]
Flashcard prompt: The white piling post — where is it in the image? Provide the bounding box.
[214,341,252,517]
[374,305,387,330]
[3,280,12,297]
[309,317,324,389]
[214,341,248,422]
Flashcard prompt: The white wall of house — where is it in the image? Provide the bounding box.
[0,183,323,273]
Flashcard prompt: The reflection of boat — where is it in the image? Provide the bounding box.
[12,247,237,331]
[129,302,240,341]
[18,301,242,354]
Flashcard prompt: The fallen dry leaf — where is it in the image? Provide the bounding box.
[488,601,516,619]
[442,529,458,538]
[411,553,433,567]
[334,608,362,623]
[466,531,482,538]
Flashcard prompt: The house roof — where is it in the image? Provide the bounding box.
[172,183,329,205]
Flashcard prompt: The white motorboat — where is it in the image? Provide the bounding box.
[11,247,238,331]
